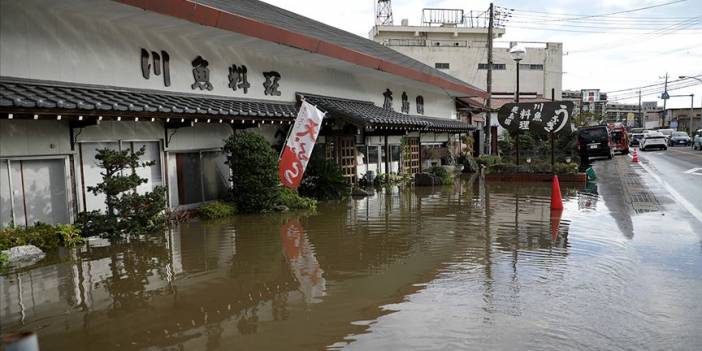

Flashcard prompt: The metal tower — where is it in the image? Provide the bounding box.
[375,0,394,25]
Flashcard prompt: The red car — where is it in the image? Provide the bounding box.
[608,125,629,155]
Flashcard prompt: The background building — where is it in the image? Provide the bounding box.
[369,7,563,150]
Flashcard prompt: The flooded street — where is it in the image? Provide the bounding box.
[2,175,702,351]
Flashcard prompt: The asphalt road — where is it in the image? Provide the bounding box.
[635,146,702,221]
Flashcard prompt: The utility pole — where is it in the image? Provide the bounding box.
[638,89,642,128]
[484,3,494,155]
[661,72,669,127]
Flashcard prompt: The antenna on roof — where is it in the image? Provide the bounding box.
[376,0,394,25]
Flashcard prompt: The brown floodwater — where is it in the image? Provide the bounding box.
[2,175,701,350]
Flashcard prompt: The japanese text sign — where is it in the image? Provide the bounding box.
[279,101,325,189]
[497,101,575,136]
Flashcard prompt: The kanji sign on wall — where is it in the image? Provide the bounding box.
[497,101,576,136]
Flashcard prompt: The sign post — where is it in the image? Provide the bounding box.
[497,101,575,169]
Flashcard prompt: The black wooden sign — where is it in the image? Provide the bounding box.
[498,101,575,135]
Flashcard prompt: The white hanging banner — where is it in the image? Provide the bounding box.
[278,100,325,189]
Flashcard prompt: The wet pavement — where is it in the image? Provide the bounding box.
[635,147,702,220]
[2,172,702,351]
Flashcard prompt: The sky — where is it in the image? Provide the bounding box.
[260,0,702,109]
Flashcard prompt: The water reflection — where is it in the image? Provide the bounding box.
[280,219,326,304]
[4,176,698,351]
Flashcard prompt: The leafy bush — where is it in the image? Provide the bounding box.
[56,224,85,247]
[280,188,317,210]
[456,153,479,172]
[0,251,9,268]
[485,163,523,174]
[371,172,412,187]
[0,223,84,251]
[553,162,579,175]
[199,201,237,219]
[299,155,349,201]
[427,166,454,185]
[528,161,552,174]
[224,131,280,213]
[477,154,502,167]
[77,146,166,237]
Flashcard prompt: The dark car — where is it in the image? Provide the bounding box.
[668,131,691,146]
[629,133,644,147]
[577,126,613,162]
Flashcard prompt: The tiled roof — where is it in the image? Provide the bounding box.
[418,117,476,132]
[0,77,298,119]
[197,0,481,94]
[300,93,474,132]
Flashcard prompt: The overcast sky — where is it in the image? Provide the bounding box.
[260,0,702,109]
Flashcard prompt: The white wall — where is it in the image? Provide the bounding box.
[0,120,71,157]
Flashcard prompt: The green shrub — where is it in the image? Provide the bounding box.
[280,188,317,210]
[485,163,522,174]
[199,201,237,219]
[553,162,579,175]
[371,172,412,187]
[477,154,502,167]
[0,251,9,268]
[299,155,349,201]
[77,146,166,237]
[224,131,281,213]
[528,161,552,174]
[56,224,85,247]
[0,223,83,251]
[456,153,479,172]
[427,166,454,185]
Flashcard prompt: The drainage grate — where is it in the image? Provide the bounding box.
[631,191,656,203]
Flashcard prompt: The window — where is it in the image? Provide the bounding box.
[519,64,544,70]
[368,146,379,164]
[175,151,228,205]
[391,145,401,162]
[435,62,450,69]
[478,63,505,70]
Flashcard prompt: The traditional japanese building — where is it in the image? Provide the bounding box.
[0,0,486,226]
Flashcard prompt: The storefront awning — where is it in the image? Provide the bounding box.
[418,117,477,132]
[0,77,298,121]
[299,93,475,132]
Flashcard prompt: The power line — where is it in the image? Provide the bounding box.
[607,80,701,101]
[498,1,687,22]
[566,16,702,53]
[607,74,702,94]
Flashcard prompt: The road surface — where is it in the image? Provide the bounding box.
[635,146,702,222]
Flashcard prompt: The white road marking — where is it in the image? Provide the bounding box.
[684,168,702,176]
[632,156,702,225]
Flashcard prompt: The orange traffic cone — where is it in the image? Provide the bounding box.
[550,175,564,210]
[631,147,639,163]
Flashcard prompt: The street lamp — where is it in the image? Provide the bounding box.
[678,75,701,134]
[510,44,526,165]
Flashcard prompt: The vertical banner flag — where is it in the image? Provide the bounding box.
[279,100,325,189]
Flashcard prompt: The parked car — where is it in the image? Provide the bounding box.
[640,131,668,151]
[578,125,613,161]
[630,128,645,134]
[693,129,702,150]
[657,128,675,143]
[629,133,644,147]
[668,131,691,146]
